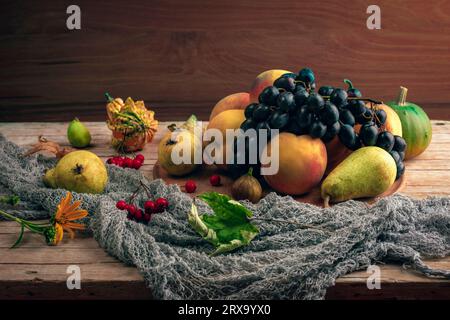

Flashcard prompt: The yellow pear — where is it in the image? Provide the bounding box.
[321,146,396,206]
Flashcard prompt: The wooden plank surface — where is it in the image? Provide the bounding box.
[0,120,449,299]
[1,0,450,122]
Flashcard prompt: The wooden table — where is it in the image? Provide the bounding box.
[0,121,449,300]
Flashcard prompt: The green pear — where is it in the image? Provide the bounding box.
[321,146,397,206]
[67,118,91,148]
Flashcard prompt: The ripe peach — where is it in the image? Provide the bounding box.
[262,133,327,195]
[366,103,403,137]
[205,109,246,170]
[209,92,250,121]
[249,69,293,102]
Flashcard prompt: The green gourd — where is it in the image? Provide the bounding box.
[387,87,432,159]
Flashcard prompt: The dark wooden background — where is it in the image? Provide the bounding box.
[1,0,450,122]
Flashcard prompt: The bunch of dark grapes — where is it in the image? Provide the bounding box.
[237,68,406,180]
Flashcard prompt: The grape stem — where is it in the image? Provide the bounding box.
[344,79,354,90]
[321,96,383,105]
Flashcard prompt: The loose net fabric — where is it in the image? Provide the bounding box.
[0,134,449,299]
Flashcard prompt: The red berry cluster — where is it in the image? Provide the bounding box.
[116,197,169,225]
[107,154,144,170]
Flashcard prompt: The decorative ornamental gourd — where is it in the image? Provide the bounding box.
[106,93,158,152]
[387,87,432,159]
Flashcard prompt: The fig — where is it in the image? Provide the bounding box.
[231,167,262,204]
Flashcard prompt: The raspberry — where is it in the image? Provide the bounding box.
[155,198,169,213]
[107,158,113,164]
[185,180,197,193]
[116,200,127,210]
[209,175,221,186]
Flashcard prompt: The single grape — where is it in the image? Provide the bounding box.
[319,101,339,125]
[321,132,334,143]
[295,107,313,129]
[347,88,362,98]
[360,123,379,146]
[252,104,271,122]
[259,86,280,105]
[309,120,327,138]
[294,86,309,106]
[240,119,256,131]
[318,86,334,96]
[396,161,405,180]
[376,131,395,152]
[356,108,374,124]
[255,121,271,132]
[393,135,407,152]
[398,151,405,161]
[348,100,366,116]
[274,76,296,92]
[322,122,341,143]
[285,119,304,135]
[375,109,387,126]
[277,92,296,113]
[281,72,297,79]
[350,133,363,150]
[339,109,355,126]
[338,124,357,149]
[269,111,289,129]
[306,93,325,112]
[389,150,401,164]
[328,121,341,135]
[244,103,258,119]
[297,68,315,84]
[330,88,348,107]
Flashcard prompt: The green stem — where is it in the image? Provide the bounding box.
[105,92,114,102]
[247,167,254,177]
[0,210,49,234]
[0,209,24,224]
[397,86,408,106]
[344,79,354,90]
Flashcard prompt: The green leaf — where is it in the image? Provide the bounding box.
[189,192,259,256]
[11,224,25,249]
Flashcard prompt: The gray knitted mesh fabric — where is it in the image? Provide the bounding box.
[0,134,449,299]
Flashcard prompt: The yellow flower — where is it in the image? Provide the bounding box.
[49,192,88,245]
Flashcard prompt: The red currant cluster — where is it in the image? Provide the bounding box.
[116,197,169,225]
[107,154,144,170]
